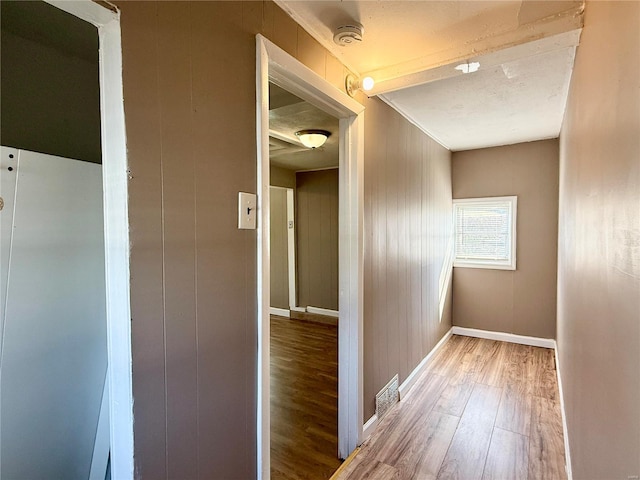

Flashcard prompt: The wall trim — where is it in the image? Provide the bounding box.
[398,328,453,400]
[554,345,573,480]
[451,326,555,349]
[45,2,134,478]
[269,307,290,318]
[306,306,339,318]
[362,414,378,441]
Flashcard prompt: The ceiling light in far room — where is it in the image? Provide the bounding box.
[295,130,331,149]
[345,74,375,97]
[455,61,480,74]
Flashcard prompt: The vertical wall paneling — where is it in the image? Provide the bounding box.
[119,3,167,478]
[296,169,339,311]
[156,3,198,478]
[362,97,453,420]
[117,0,454,474]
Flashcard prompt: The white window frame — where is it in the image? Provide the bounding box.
[453,196,517,271]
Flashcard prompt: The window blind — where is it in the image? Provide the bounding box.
[454,201,512,261]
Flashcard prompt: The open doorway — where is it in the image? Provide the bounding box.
[268,82,341,478]
[257,35,365,480]
[0,1,132,478]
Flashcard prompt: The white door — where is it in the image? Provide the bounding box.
[0,147,107,480]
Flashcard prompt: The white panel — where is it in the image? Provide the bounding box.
[0,149,107,480]
[0,147,18,359]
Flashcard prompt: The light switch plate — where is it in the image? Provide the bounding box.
[238,192,257,229]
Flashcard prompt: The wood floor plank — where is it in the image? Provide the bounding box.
[532,347,559,401]
[528,396,567,480]
[477,341,512,387]
[337,459,399,480]
[437,383,502,480]
[432,368,475,417]
[395,411,459,479]
[495,388,532,437]
[336,337,567,480]
[365,373,449,461]
[482,427,529,480]
[270,316,342,480]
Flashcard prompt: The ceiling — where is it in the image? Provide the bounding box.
[269,83,339,171]
[275,0,584,151]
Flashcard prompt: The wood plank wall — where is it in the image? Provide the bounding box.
[117,1,453,476]
[362,98,453,420]
[118,2,354,478]
[296,169,339,311]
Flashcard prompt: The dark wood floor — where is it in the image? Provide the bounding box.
[271,315,342,480]
[336,335,567,480]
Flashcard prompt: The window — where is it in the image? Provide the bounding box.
[453,196,517,270]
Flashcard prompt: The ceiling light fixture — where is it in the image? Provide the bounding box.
[455,61,480,74]
[295,130,330,149]
[345,74,375,97]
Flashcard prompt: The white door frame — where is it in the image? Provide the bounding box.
[269,185,297,312]
[45,2,133,479]
[256,34,365,479]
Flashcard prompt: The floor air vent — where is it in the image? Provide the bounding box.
[375,374,399,420]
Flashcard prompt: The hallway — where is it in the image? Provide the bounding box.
[270,315,342,479]
[335,335,566,479]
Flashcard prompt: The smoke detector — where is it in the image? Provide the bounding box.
[333,23,363,46]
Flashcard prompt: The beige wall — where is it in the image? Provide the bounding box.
[363,97,453,420]
[296,169,339,311]
[270,187,289,310]
[117,2,356,477]
[451,140,559,339]
[270,165,296,189]
[557,1,640,478]
[1,29,101,163]
[117,0,453,475]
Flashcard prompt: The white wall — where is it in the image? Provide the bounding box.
[0,147,107,479]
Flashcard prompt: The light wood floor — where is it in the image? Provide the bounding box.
[335,335,567,480]
[271,315,343,480]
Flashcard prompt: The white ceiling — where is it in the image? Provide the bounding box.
[269,84,339,171]
[382,45,577,151]
[275,0,584,152]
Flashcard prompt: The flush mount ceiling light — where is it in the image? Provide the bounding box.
[455,61,480,74]
[345,74,375,97]
[295,130,331,149]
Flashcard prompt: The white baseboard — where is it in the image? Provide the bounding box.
[451,326,555,349]
[269,307,290,317]
[554,344,573,480]
[290,306,306,313]
[362,414,378,441]
[306,306,339,318]
[398,328,453,400]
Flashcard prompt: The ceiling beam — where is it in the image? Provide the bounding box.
[370,28,583,96]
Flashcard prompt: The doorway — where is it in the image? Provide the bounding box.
[268,81,341,478]
[256,35,365,479]
[5,1,133,478]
